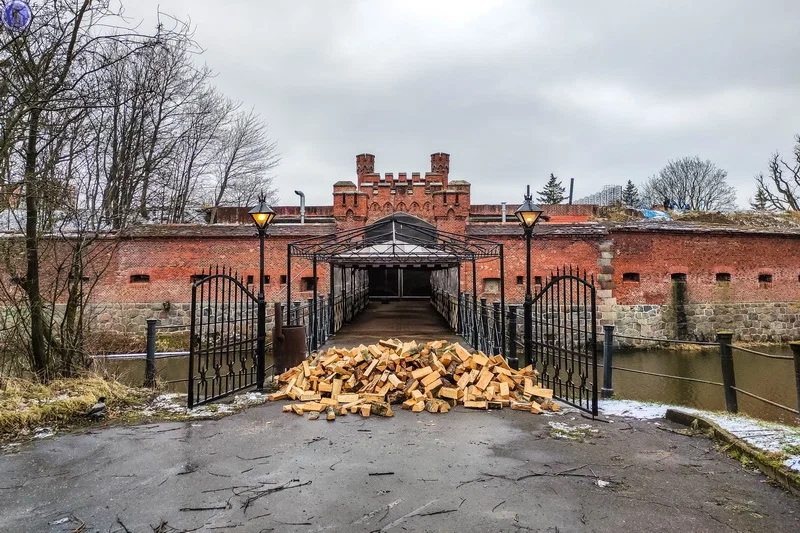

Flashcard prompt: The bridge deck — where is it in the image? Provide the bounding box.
[321,300,471,350]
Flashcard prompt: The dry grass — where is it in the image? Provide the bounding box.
[0,374,154,438]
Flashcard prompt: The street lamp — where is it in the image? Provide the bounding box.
[515,185,544,368]
[249,192,276,390]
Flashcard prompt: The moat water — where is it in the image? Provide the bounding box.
[99,346,799,426]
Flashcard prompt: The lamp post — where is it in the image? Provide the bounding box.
[249,192,277,390]
[515,186,544,368]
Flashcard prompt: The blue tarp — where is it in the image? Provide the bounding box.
[638,209,671,219]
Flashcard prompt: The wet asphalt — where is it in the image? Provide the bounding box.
[1,401,798,532]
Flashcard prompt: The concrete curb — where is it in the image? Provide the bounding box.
[665,409,800,498]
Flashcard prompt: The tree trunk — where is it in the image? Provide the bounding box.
[24,108,49,379]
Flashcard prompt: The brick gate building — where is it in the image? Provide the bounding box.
[89,153,800,344]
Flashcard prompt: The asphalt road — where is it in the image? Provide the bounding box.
[1,402,798,532]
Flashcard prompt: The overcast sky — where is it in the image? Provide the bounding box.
[124,0,800,207]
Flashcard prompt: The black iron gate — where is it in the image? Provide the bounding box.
[188,267,266,408]
[530,267,598,415]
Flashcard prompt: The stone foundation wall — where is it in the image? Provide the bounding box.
[613,302,800,345]
[89,302,276,337]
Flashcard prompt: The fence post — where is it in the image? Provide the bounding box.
[329,292,336,334]
[492,302,502,355]
[293,301,301,327]
[508,305,518,369]
[480,298,489,353]
[307,298,315,352]
[716,331,738,413]
[319,295,326,344]
[145,318,157,388]
[790,342,800,414]
[458,292,464,336]
[601,324,615,399]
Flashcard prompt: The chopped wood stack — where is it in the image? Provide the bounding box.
[268,340,559,420]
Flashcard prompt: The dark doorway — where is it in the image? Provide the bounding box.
[369,267,431,299]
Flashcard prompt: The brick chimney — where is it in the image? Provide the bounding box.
[431,152,450,184]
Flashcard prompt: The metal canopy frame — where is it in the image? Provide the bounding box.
[285,214,506,349]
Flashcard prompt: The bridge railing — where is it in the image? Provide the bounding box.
[431,288,504,356]
[288,283,370,354]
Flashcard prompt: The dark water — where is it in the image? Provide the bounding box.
[100,346,799,425]
[95,354,277,394]
[611,346,799,426]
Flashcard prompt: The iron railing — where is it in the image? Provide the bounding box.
[432,266,599,416]
[288,282,370,354]
[600,327,800,421]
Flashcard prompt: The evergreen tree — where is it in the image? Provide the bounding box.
[536,173,567,204]
[622,180,640,207]
[750,188,770,211]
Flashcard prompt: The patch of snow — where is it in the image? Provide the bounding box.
[50,517,71,526]
[785,456,800,471]
[599,399,667,419]
[548,421,599,440]
[600,399,800,472]
[33,427,55,439]
[141,391,268,419]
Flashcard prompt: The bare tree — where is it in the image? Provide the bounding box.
[754,135,800,211]
[0,2,280,380]
[0,1,184,379]
[209,109,280,222]
[642,156,737,211]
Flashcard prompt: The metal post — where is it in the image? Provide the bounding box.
[145,318,157,387]
[499,244,506,358]
[312,257,318,351]
[457,266,462,334]
[307,298,314,353]
[256,229,267,390]
[188,285,197,409]
[492,302,502,356]
[330,264,336,333]
[508,305,518,367]
[602,324,615,398]
[341,266,347,322]
[472,257,478,349]
[790,342,800,414]
[286,246,292,326]
[293,301,301,327]
[717,331,738,413]
[319,295,326,344]
[458,292,465,336]
[480,298,489,353]
[523,226,533,368]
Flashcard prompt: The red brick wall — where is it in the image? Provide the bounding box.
[464,235,603,302]
[82,225,800,309]
[92,236,330,305]
[611,231,800,305]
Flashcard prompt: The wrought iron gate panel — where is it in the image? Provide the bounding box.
[531,267,598,415]
[189,267,262,408]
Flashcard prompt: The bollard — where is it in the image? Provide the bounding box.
[716,331,738,413]
[145,318,157,388]
[601,325,615,399]
[791,342,800,414]
[508,305,518,369]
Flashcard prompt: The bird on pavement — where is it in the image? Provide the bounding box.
[86,397,107,420]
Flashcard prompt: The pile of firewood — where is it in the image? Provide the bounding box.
[268,339,558,420]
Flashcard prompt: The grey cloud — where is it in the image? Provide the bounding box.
[125,0,800,207]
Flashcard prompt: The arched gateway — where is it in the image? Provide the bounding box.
[286,212,507,353]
